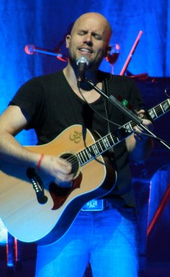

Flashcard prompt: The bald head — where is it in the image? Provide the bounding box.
[71,12,112,44]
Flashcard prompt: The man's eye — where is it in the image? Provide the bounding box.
[78,31,86,35]
[96,36,102,40]
[93,34,102,40]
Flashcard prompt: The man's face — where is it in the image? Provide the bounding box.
[66,14,111,69]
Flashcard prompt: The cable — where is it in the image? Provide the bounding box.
[78,86,121,128]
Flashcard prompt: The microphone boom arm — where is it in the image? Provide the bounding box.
[24,44,68,62]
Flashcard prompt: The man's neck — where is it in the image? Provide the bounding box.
[63,63,99,89]
[63,64,102,103]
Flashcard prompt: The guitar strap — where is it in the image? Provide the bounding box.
[103,78,115,155]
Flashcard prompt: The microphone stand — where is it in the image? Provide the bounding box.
[85,78,170,151]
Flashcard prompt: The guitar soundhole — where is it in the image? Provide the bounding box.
[49,153,82,210]
[60,152,79,177]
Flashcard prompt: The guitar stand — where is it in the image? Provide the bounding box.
[6,233,22,275]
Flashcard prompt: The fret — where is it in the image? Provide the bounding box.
[91,144,100,156]
[96,141,104,153]
[149,99,170,120]
[162,100,170,111]
[82,149,90,161]
[78,150,93,165]
[98,138,106,151]
[109,134,119,146]
[149,108,157,119]
[84,148,93,160]
[76,153,82,165]
[123,122,134,132]
[78,151,86,164]
[102,136,111,150]
[154,105,164,117]
[99,134,115,151]
[88,145,95,157]
[107,136,113,146]
[82,151,88,163]
[76,152,83,165]
[108,135,117,146]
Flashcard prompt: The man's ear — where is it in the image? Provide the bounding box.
[66,34,71,49]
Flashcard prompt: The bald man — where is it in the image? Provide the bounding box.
[0,12,153,277]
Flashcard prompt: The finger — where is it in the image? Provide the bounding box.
[57,171,74,181]
[55,157,72,173]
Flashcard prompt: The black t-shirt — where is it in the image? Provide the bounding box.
[10,70,143,219]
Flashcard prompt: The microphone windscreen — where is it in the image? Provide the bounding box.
[24,44,35,55]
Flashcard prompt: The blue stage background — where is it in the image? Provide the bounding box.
[0,0,170,268]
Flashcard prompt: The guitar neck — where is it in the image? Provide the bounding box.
[77,99,170,165]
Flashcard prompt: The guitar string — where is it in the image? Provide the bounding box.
[57,99,170,168]
[59,115,170,168]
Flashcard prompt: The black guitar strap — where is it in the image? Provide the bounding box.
[103,78,115,155]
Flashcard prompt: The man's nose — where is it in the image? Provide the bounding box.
[84,34,93,45]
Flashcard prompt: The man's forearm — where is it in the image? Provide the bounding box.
[0,132,39,167]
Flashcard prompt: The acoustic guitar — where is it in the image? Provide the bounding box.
[0,99,169,245]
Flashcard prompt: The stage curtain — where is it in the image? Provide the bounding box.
[0,0,170,144]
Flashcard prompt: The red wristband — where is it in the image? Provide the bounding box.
[37,154,44,170]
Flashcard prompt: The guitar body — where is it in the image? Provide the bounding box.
[0,125,116,245]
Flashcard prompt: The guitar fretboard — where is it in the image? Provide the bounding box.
[77,99,170,166]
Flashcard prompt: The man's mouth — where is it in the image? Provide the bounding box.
[78,48,93,54]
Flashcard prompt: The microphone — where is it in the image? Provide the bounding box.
[24,44,68,62]
[76,57,89,86]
